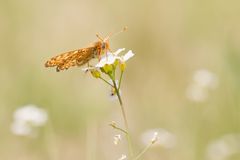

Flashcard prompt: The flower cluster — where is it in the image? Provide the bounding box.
[141,128,176,149]
[83,48,134,102]
[206,134,240,160]
[114,134,122,145]
[11,104,48,137]
[186,69,218,102]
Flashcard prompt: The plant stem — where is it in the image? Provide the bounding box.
[112,79,134,158]
[118,71,124,92]
[112,80,123,106]
[109,123,128,134]
[99,77,114,87]
[133,143,153,160]
[112,80,125,125]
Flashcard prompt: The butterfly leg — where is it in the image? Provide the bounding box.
[87,62,90,68]
[84,63,94,73]
[105,48,113,61]
[104,48,110,61]
[106,50,108,61]
[97,49,101,61]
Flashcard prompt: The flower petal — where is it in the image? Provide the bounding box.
[95,49,133,68]
[123,50,134,61]
[96,54,116,67]
[113,48,125,56]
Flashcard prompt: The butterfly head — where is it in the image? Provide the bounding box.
[96,26,127,53]
[96,34,110,55]
[102,38,110,51]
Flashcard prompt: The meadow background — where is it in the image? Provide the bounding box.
[0,0,240,160]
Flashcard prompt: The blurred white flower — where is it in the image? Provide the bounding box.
[11,104,48,136]
[186,83,208,102]
[151,132,159,144]
[11,120,32,136]
[186,69,219,102]
[95,48,134,68]
[206,134,240,160]
[141,128,176,149]
[118,154,127,160]
[113,134,121,145]
[193,69,218,88]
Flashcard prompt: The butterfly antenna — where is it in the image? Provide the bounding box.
[105,26,128,41]
[96,33,104,41]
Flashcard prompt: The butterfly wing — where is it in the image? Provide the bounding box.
[45,45,99,72]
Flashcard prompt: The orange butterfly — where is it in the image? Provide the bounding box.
[45,27,127,72]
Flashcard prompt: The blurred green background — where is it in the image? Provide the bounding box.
[1,0,240,160]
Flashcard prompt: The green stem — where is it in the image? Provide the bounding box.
[118,71,124,92]
[112,79,134,158]
[109,123,128,134]
[112,80,123,105]
[99,77,114,87]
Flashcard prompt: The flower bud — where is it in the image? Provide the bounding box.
[120,62,126,72]
[113,59,119,67]
[90,70,101,78]
[102,64,113,74]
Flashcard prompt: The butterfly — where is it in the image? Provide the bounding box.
[45,27,127,72]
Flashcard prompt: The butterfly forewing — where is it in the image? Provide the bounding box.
[45,44,100,72]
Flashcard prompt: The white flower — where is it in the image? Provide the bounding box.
[151,132,159,144]
[11,104,48,136]
[11,120,32,136]
[141,128,176,149]
[113,134,121,145]
[186,69,218,102]
[193,69,218,89]
[95,48,134,68]
[118,154,127,160]
[82,48,134,71]
[206,134,240,160]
